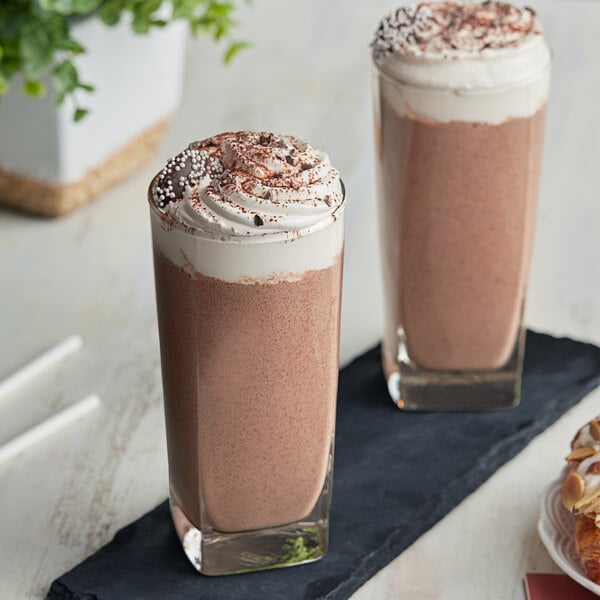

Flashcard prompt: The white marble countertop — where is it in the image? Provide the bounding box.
[1,1,599,598]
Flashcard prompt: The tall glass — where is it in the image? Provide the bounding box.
[373,60,551,411]
[149,186,345,575]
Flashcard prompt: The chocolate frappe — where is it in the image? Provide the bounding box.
[372,1,551,408]
[154,253,342,533]
[378,103,546,371]
[149,131,345,573]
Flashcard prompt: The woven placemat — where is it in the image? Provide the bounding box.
[49,331,600,600]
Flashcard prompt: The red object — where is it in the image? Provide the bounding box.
[525,573,598,600]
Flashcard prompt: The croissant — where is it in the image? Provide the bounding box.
[561,417,600,585]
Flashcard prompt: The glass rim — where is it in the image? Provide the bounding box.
[148,177,346,246]
[373,55,553,96]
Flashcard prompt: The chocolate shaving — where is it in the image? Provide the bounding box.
[254,215,264,227]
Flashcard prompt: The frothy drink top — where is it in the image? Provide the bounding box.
[150,131,343,239]
[373,1,541,59]
[372,1,551,91]
[149,132,345,281]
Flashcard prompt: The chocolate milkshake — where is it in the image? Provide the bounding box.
[372,2,551,409]
[148,132,345,575]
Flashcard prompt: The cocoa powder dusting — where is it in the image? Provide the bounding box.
[372,1,542,60]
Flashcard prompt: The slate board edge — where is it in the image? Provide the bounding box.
[46,332,600,600]
[322,372,600,598]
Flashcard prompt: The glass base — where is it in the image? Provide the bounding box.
[170,502,328,575]
[383,328,526,411]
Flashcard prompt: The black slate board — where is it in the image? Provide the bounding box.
[49,331,600,600]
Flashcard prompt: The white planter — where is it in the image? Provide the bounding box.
[0,16,187,217]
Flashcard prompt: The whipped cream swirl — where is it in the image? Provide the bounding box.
[151,131,343,238]
[372,1,543,61]
[371,1,551,122]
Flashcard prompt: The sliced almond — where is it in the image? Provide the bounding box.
[587,461,600,475]
[573,482,600,510]
[567,446,598,462]
[590,419,600,441]
[595,513,600,527]
[572,429,584,449]
[583,497,600,515]
[562,472,586,510]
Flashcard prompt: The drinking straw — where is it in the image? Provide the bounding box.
[0,335,83,403]
[0,394,101,465]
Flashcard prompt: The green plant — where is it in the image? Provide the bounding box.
[0,0,248,121]
[280,530,321,564]
[235,529,323,574]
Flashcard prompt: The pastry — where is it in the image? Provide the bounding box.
[561,416,600,584]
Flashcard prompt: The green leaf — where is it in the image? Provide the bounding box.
[20,23,53,79]
[98,1,122,25]
[136,0,162,16]
[0,74,8,96]
[44,15,70,42]
[1,39,24,78]
[52,59,79,103]
[214,23,226,40]
[172,0,195,20]
[38,0,102,16]
[224,41,249,65]
[53,60,78,86]
[207,3,234,17]
[78,82,94,93]
[23,80,47,97]
[55,38,85,54]
[132,16,152,34]
[73,107,89,121]
[2,39,21,60]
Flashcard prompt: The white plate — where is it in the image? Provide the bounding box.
[538,479,600,596]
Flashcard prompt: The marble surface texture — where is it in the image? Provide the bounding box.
[0,0,599,598]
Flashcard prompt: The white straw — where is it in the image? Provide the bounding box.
[0,394,101,465]
[0,335,83,403]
